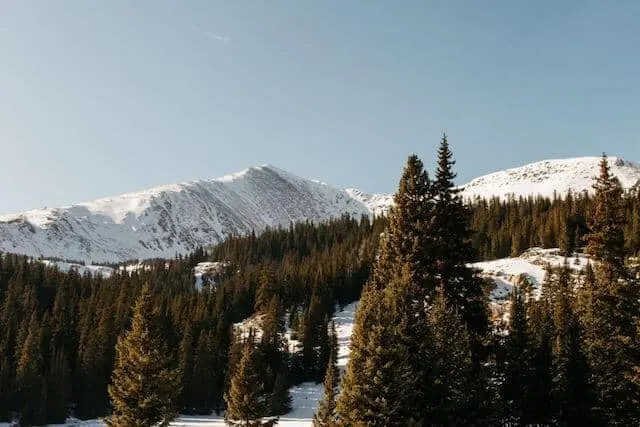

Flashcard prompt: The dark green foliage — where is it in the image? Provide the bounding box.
[430,135,489,353]
[313,352,338,426]
[268,366,292,416]
[225,334,266,426]
[2,151,640,424]
[45,345,72,423]
[106,283,181,427]
[16,312,45,426]
[338,153,436,425]
[339,141,491,425]
[0,215,380,423]
[551,261,593,426]
[502,286,529,423]
[335,283,419,426]
[580,154,640,424]
[178,323,195,412]
[426,291,482,425]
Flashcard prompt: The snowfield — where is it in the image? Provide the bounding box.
[462,156,640,200]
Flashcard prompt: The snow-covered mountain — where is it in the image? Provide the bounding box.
[461,156,640,200]
[0,165,382,263]
[2,156,639,264]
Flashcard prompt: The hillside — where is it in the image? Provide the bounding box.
[1,156,639,263]
[0,165,380,263]
[461,156,640,200]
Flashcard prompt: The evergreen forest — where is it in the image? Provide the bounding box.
[0,137,639,426]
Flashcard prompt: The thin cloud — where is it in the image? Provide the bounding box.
[202,30,231,43]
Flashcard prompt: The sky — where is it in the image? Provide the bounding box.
[1,1,640,214]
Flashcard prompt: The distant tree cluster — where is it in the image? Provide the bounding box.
[469,176,640,260]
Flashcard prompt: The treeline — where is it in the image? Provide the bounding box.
[0,216,383,425]
[320,142,640,426]
[469,187,640,260]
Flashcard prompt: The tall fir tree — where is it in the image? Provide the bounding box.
[369,155,437,420]
[430,134,489,350]
[225,332,267,426]
[336,275,420,426]
[551,261,593,426]
[313,350,339,427]
[189,329,216,413]
[502,286,529,424]
[267,365,292,416]
[15,312,45,426]
[526,291,553,426]
[178,323,195,413]
[45,344,72,424]
[426,290,482,425]
[106,283,181,427]
[581,154,640,424]
[371,154,434,295]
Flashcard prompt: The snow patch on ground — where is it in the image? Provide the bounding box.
[193,261,229,290]
[474,247,590,302]
[41,260,114,278]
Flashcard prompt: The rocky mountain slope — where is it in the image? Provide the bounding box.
[0,166,381,263]
[1,156,638,263]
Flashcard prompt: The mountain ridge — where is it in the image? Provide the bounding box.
[1,156,639,263]
[0,165,380,263]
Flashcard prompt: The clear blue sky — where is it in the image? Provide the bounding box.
[1,1,639,214]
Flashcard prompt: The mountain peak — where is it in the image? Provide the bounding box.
[460,156,640,200]
[0,165,382,263]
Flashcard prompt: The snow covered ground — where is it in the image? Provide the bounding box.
[474,247,590,303]
[40,260,114,278]
[462,156,640,200]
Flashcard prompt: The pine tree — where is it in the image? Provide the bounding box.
[106,283,181,427]
[336,279,420,426]
[45,344,72,423]
[430,134,489,351]
[16,312,45,426]
[225,333,266,426]
[526,292,553,425]
[313,351,339,427]
[267,366,291,416]
[581,154,640,424]
[189,329,214,413]
[371,154,434,295]
[502,286,529,424]
[327,321,339,382]
[178,324,195,413]
[426,291,480,425]
[551,261,593,426]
